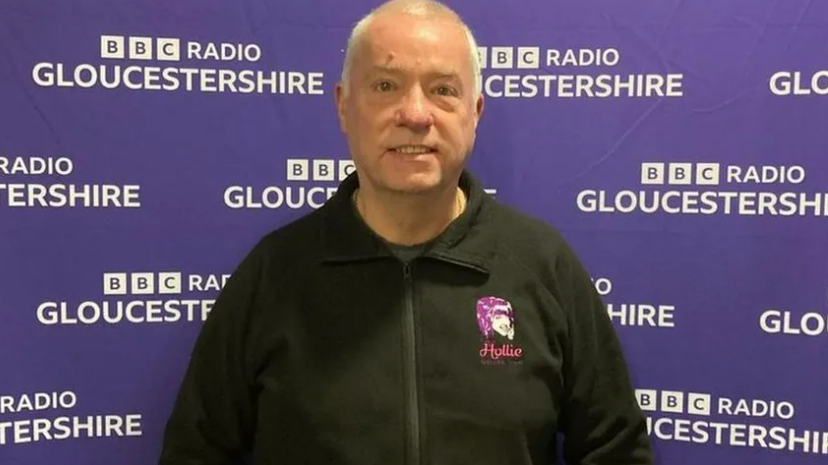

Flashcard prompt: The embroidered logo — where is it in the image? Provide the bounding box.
[475,296,523,364]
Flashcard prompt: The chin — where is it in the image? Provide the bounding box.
[385,172,443,194]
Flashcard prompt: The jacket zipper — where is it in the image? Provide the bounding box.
[402,263,420,465]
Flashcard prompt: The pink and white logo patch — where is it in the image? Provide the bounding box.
[475,296,523,364]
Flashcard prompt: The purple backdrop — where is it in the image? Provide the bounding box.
[2,0,827,463]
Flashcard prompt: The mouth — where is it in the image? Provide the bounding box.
[388,144,437,155]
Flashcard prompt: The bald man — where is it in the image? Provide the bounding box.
[158,1,653,464]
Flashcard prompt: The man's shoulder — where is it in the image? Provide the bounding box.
[247,205,329,265]
[488,200,569,251]
[485,200,598,313]
[485,199,581,272]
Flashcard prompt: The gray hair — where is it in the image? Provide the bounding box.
[340,0,482,98]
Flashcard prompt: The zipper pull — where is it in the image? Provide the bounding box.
[403,263,411,279]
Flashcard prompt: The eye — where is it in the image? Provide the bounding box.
[435,85,458,96]
[373,80,395,92]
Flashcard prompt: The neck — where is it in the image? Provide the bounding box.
[353,182,466,246]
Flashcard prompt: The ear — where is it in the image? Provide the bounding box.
[334,81,347,133]
[474,91,484,127]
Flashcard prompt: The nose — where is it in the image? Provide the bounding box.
[395,85,434,131]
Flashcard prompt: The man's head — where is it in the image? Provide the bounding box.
[335,0,484,195]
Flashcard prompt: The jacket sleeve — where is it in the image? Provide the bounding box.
[555,243,653,465]
[158,244,263,465]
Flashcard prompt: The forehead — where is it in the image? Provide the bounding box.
[356,14,471,73]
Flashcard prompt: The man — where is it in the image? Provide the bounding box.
[158,1,653,464]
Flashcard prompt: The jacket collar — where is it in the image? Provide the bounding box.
[320,169,498,273]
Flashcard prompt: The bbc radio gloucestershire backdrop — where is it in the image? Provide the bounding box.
[1,0,827,463]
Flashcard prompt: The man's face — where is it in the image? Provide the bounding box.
[335,13,484,194]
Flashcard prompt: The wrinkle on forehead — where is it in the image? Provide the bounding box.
[410,24,441,43]
[361,18,466,70]
[364,13,463,51]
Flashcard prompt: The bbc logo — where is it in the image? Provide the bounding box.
[100,35,180,61]
[640,162,721,186]
[477,47,540,70]
[103,272,182,296]
[636,389,711,416]
[287,159,356,182]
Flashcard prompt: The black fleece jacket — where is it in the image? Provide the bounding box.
[158,170,653,465]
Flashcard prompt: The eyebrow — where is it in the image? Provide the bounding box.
[369,64,405,75]
[368,65,463,82]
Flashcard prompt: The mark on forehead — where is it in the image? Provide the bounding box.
[385,52,396,64]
